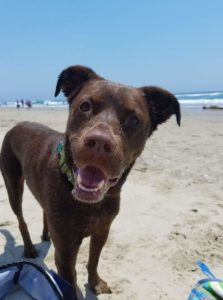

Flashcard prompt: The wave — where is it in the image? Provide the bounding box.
[179,98,223,105]
[0,99,68,108]
[175,92,222,98]
[175,91,223,106]
[1,91,223,107]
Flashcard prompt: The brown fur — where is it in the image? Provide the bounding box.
[0,65,181,297]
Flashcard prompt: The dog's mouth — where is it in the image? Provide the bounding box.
[71,165,119,203]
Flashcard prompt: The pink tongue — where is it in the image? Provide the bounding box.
[79,166,105,188]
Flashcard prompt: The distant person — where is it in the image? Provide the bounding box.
[16,100,20,108]
[25,100,32,108]
[21,99,24,107]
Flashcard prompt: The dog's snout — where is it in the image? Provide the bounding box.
[84,130,115,155]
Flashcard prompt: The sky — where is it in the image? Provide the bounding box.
[0,0,223,101]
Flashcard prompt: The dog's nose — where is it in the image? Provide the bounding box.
[84,130,115,155]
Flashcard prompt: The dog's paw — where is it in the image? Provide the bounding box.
[94,282,112,295]
[90,278,112,295]
[24,246,38,258]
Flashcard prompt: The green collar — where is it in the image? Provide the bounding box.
[56,141,74,185]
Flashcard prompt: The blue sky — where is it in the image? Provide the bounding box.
[1,0,223,101]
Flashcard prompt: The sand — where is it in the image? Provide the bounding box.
[0,106,223,299]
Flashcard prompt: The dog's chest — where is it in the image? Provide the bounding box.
[75,202,119,237]
[82,217,103,236]
[79,213,113,237]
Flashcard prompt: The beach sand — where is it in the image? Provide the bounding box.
[0,106,223,299]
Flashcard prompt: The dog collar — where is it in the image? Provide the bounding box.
[56,141,74,185]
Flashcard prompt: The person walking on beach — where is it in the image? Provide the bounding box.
[25,100,32,108]
[16,100,20,108]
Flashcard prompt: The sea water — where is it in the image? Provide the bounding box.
[1,91,223,109]
[176,91,223,109]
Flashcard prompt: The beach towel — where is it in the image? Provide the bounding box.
[188,260,223,299]
[0,261,77,300]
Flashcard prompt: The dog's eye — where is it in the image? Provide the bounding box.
[128,114,140,127]
[79,101,92,113]
[123,114,141,134]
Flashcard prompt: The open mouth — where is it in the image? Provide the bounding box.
[72,165,119,203]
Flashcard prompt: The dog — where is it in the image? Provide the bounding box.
[0,65,181,298]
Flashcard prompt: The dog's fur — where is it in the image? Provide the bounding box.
[0,65,181,297]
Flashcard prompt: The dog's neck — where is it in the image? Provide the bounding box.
[56,141,74,185]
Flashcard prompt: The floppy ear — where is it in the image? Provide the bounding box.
[54,65,101,102]
[140,86,181,130]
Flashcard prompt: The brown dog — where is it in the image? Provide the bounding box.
[0,65,180,297]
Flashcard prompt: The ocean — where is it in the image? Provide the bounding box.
[175,91,223,109]
[1,91,223,109]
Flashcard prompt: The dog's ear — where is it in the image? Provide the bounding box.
[54,65,100,101]
[140,86,181,131]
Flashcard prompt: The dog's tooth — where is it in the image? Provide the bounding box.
[98,180,105,190]
[78,183,99,193]
[77,173,81,185]
[80,184,88,192]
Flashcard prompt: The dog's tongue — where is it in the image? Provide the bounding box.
[78,166,105,188]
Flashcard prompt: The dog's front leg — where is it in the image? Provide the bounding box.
[87,226,112,295]
[55,238,82,292]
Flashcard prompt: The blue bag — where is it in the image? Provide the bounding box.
[188,261,223,299]
[0,261,77,300]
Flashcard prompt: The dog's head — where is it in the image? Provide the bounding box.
[55,65,181,204]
